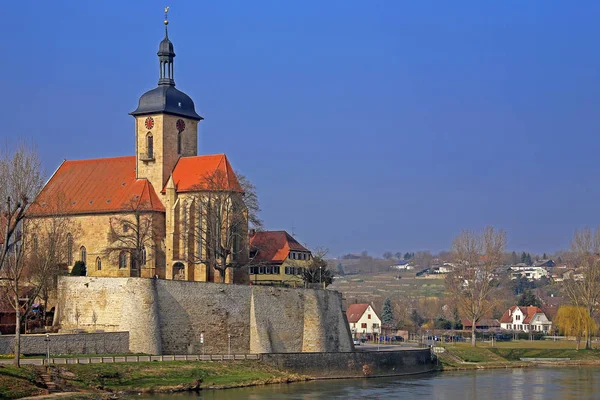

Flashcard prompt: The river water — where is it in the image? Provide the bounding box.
[139,367,600,400]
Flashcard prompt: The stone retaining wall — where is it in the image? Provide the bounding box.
[0,332,129,355]
[261,349,436,378]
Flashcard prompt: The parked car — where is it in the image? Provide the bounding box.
[353,339,361,346]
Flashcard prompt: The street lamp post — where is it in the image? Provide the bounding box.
[319,266,322,288]
[228,334,231,358]
[201,331,205,357]
[44,334,50,366]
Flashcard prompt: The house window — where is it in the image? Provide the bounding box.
[515,315,520,321]
[67,234,73,265]
[274,266,280,274]
[266,266,272,274]
[368,314,371,319]
[361,323,367,329]
[80,246,87,265]
[96,257,102,271]
[259,266,264,274]
[119,251,127,269]
[147,134,153,159]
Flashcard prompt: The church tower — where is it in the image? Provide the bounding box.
[130,8,203,192]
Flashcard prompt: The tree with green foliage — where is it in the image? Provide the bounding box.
[554,305,597,350]
[404,252,414,260]
[382,298,394,325]
[517,290,542,308]
[70,261,86,276]
[394,252,402,259]
[383,252,394,260]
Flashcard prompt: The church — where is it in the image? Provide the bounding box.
[27,13,249,284]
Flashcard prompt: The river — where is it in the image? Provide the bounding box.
[138,367,600,399]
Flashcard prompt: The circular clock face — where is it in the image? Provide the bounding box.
[145,117,154,130]
[176,119,186,132]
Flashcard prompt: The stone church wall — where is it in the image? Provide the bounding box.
[55,277,353,355]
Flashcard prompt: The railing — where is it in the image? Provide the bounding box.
[0,354,261,365]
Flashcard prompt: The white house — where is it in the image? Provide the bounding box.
[499,306,552,333]
[510,266,549,280]
[346,303,381,339]
[390,260,414,270]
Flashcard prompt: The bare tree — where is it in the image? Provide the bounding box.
[562,228,600,349]
[27,199,78,325]
[0,142,44,367]
[104,197,158,277]
[445,227,506,347]
[236,171,263,231]
[185,169,254,282]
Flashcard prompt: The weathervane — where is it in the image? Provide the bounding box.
[164,6,170,36]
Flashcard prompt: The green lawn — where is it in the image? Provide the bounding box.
[0,365,46,399]
[61,361,303,392]
[442,340,600,365]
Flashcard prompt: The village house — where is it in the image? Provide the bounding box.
[25,15,249,284]
[248,230,312,286]
[510,266,549,280]
[499,306,552,333]
[461,318,500,332]
[346,303,381,339]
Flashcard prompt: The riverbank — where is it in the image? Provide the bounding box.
[438,343,600,371]
[0,361,307,399]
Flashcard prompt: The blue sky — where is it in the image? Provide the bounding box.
[2,1,600,257]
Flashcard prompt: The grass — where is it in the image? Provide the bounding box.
[58,360,304,392]
[0,365,47,399]
[440,340,600,368]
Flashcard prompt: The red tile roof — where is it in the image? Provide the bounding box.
[168,154,242,193]
[249,231,310,264]
[28,156,165,216]
[346,304,372,323]
[499,306,546,324]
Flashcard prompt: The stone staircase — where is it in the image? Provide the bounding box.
[35,366,57,393]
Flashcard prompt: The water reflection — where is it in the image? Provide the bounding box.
[138,367,600,400]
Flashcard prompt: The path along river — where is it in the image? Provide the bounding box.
[137,366,600,400]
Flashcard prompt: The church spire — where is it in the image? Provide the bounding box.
[158,6,176,86]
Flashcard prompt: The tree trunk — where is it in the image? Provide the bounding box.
[471,323,476,347]
[14,293,21,367]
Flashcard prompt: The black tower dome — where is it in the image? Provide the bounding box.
[130,9,202,121]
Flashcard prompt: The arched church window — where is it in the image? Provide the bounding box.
[141,247,147,265]
[147,134,153,159]
[119,251,127,269]
[80,246,87,265]
[96,257,102,271]
[177,132,182,155]
[67,234,73,265]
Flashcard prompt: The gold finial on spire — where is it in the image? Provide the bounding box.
[164,6,170,25]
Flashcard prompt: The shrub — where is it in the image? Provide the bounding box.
[70,261,86,276]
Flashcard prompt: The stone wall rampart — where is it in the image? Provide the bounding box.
[55,277,353,355]
[0,332,129,355]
